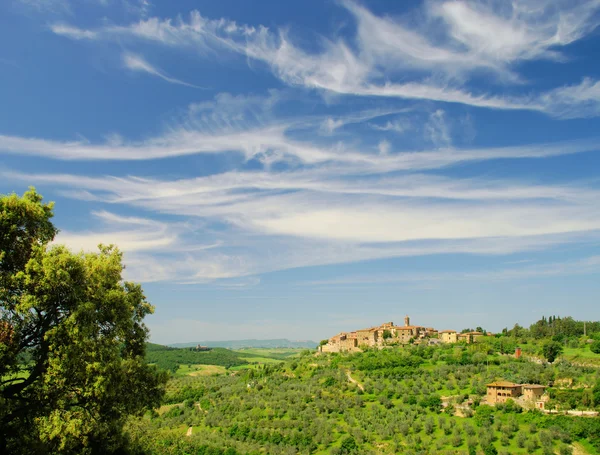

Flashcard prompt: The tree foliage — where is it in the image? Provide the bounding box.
[541,341,564,363]
[0,188,167,454]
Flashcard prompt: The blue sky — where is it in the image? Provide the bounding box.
[2,0,600,343]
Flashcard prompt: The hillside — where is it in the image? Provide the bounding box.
[133,340,600,455]
[168,338,318,349]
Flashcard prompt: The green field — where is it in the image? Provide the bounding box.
[562,347,600,364]
[173,364,228,377]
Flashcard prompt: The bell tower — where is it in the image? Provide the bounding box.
[404,315,410,327]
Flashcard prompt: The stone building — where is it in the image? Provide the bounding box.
[522,384,546,401]
[319,316,430,352]
[486,382,547,405]
[320,332,359,353]
[486,381,522,404]
[390,315,427,344]
[438,330,458,343]
[355,326,380,348]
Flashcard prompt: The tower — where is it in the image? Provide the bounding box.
[404,315,410,327]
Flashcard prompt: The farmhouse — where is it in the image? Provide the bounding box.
[522,384,546,401]
[486,381,547,405]
[486,381,522,403]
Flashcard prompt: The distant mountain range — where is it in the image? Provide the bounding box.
[169,338,318,349]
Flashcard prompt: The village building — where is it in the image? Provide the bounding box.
[392,316,426,343]
[355,326,380,348]
[438,330,458,343]
[320,332,359,353]
[522,384,546,401]
[486,381,547,405]
[319,316,431,353]
[486,381,523,404]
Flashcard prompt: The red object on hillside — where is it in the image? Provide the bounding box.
[515,347,522,359]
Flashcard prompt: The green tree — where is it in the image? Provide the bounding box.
[339,435,358,454]
[541,340,564,363]
[590,340,600,354]
[593,379,600,407]
[0,189,167,454]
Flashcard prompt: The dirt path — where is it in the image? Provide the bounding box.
[186,427,193,437]
[346,371,364,392]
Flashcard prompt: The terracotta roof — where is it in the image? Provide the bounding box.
[439,330,457,333]
[394,325,423,330]
[356,325,380,332]
[487,381,520,388]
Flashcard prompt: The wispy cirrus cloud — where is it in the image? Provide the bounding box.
[539,78,600,119]
[5,158,600,283]
[6,1,600,288]
[49,1,600,116]
[122,52,205,88]
[0,87,598,165]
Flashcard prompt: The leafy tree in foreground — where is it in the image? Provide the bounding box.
[541,340,564,363]
[0,188,167,454]
[590,340,600,354]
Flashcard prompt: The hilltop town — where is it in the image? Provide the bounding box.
[320,315,490,353]
[319,316,566,412]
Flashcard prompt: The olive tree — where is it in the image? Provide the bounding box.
[0,189,167,454]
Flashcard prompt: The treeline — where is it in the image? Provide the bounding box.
[504,316,600,340]
[146,343,249,372]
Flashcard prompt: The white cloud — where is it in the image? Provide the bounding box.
[122,52,204,88]
[5,157,600,283]
[54,210,178,253]
[539,77,600,118]
[8,1,600,287]
[371,118,411,134]
[49,2,600,115]
[377,140,390,155]
[51,24,97,39]
[424,110,452,148]
[0,106,597,168]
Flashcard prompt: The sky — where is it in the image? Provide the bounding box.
[1,0,600,344]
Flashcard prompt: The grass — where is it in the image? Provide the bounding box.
[562,347,600,359]
[174,364,227,376]
[562,347,600,366]
[238,355,284,364]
